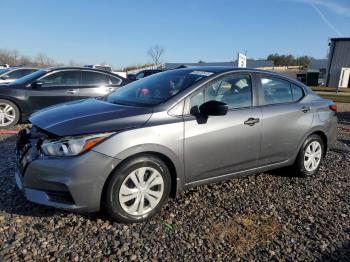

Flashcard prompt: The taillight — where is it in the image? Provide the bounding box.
[329,104,337,112]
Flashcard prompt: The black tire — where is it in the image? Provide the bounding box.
[293,134,324,177]
[0,99,20,128]
[105,154,171,223]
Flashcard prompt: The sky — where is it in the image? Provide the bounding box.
[1,0,350,68]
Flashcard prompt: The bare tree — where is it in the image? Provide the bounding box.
[147,45,165,67]
[0,48,81,68]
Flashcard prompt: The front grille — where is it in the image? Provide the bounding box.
[15,126,53,175]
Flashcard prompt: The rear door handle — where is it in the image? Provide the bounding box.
[67,89,78,94]
[244,117,260,126]
[300,106,311,113]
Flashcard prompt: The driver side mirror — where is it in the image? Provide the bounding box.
[190,100,228,124]
[31,80,43,88]
[199,100,228,116]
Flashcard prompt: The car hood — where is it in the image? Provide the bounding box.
[29,99,153,136]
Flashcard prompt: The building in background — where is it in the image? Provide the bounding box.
[164,60,273,70]
[326,37,350,89]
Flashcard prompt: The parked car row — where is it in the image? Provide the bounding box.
[13,66,337,223]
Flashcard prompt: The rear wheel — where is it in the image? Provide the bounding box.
[105,155,171,223]
[293,134,324,177]
[0,99,20,128]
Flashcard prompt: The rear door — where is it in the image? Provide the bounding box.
[257,74,313,165]
[78,70,123,99]
[28,70,81,112]
[184,73,262,183]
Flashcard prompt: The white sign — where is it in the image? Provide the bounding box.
[237,53,247,68]
[339,67,350,88]
[190,71,213,76]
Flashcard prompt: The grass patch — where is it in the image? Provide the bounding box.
[311,86,350,93]
[316,93,350,103]
[160,220,173,231]
[205,214,279,256]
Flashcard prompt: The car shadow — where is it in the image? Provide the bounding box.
[337,111,350,124]
[266,166,299,178]
[340,138,350,147]
[319,239,350,261]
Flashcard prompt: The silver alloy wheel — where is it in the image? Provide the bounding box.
[0,103,16,127]
[304,141,322,172]
[119,167,164,216]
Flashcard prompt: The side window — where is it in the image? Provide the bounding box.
[189,75,252,110]
[41,71,80,87]
[261,77,292,105]
[110,75,122,85]
[291,84,304,101]
[190,90,205,108]
[82,71,111,85]
[7,69,34,79]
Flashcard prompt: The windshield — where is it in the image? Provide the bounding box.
[106,69,213,106]
[11,69,47,85]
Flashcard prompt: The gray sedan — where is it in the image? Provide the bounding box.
[15,67,337,223]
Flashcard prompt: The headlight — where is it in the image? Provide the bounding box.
[41,133,114,157]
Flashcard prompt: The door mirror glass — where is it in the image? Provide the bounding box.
[31,80,43,88]
[199,100,228,116]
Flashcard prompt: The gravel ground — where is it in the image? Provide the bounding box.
[0,126,349,261]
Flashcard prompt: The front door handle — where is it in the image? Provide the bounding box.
[67,89,77,94]
[244,117,260,126]
[300,106,311,113]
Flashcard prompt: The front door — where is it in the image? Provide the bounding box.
[28,70,80,113]
[184,73,262,183]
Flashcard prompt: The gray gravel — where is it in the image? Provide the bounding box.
[0,126,349,261]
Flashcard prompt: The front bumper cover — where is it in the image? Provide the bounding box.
[15,128,121,212]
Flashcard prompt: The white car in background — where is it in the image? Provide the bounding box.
[0,64,10,69]
[84,64,127,78]
[0,68,38,84]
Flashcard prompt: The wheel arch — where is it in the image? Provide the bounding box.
[100,150,182,210]
[0,96,22,123]
[295,128,329,160]
[311,130,328,156]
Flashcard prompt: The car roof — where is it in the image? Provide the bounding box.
[174,65,274,74]
[43,66,126,78]
[176,66,304,84]
[167,66,307,92]
[8,67,38,70]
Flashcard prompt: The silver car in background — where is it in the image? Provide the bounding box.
[15,67,337,223]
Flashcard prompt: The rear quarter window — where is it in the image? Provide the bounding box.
[291,84,304,101]
[261,77,293,105]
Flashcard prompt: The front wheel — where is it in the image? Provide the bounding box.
[105,155,171,223]
[293,134,324,177]
[0,99,20,128]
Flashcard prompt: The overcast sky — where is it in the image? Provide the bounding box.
[2,0,350,68]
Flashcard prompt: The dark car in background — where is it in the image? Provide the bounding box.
[127,69,163,81]
[0,67,129,127]
[0,67,38,84]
